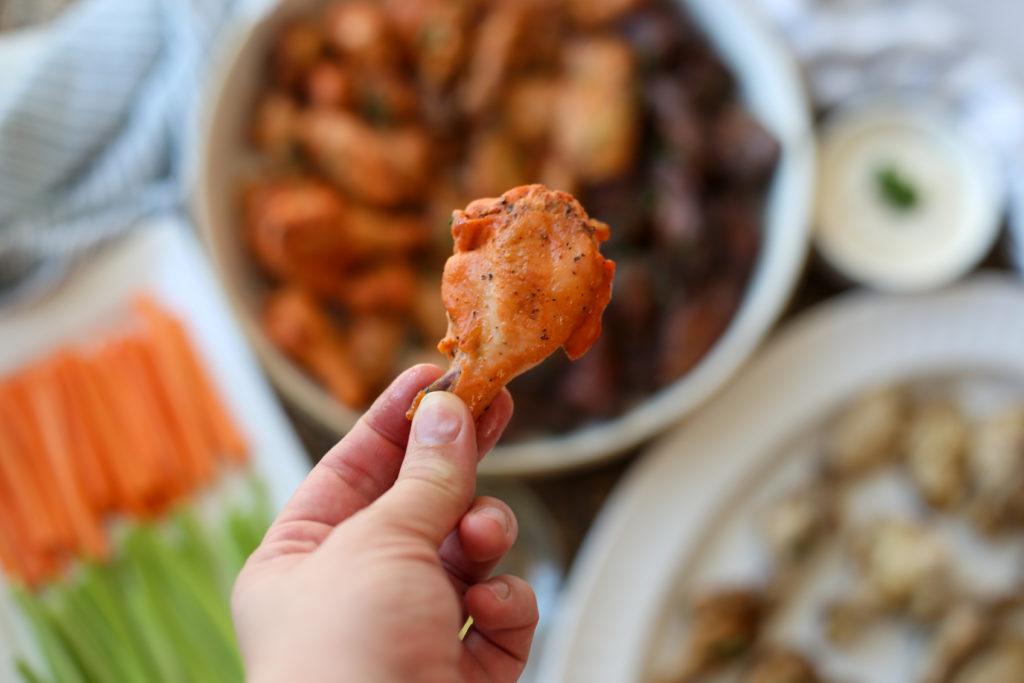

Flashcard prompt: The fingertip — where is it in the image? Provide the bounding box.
[465,575,538,632]
[476,389,514,457]
[411,390,473,446]
[458,498,517,562]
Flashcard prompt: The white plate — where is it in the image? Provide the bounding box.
[537,276,1024,683]
[193,0,815,476]
[0,220,311,678]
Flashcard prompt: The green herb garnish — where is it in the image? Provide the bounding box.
[875,164,920,212]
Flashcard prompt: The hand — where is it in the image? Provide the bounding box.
[232,365,538,683]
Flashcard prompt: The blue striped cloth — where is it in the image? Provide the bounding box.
[0,0,240,302]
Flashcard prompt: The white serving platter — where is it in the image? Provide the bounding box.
[0,219,311,677]
[537,275,1024,683]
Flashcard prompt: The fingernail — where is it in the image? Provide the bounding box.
[488,578,511,601]
[413,392,463,445]
[475,506,511,534]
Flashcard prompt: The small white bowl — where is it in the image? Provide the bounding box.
[815,99,1004,292]
[192,0,815,476]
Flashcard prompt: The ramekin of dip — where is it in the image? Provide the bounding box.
[815,100,1003,292]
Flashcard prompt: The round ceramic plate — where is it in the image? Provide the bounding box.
[193,0,815,476]
[536,276,1024,683]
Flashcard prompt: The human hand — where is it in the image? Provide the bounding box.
[232,365,538,683]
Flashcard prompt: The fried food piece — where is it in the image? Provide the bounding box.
[761,485,834,565]
[324,0,399,69]
[250,91,298,161]
[244,178,427,286]
[335,263,418,313]
[567,0,644,27]
[553,37,638,183]
[383,0,473,89]
[825,387,906,477]
[966,407,1024,532]
[905,400,968,509]
[263,288,366,407]
[462,128,529,199]
[349,315,405,389]
[952,638,1024,683]
[742,648,822,683]
[659,281,739,381]
[272,21,324,89]
[681,588,767,678]
[853,519,953,620]
[411,185,615,418]
[504,77,559,146]
[459,0,533,116]
[355,70,420,124]
[244,177,350,294]
[920,602,993,683]
[297,110,431,207]
[646,77,704,165]
[824,589,884,645]
[304,60,353,109]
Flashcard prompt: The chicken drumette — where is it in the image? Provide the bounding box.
[410,184,615,418]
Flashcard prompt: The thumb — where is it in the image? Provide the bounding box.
[372,391,478,547]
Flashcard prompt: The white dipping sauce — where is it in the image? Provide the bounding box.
[816,103,1002,291]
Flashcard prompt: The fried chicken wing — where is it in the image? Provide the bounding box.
[410,185,615,418]
[243,177,428,286]
[382,0,474,90]
[263,287,366,407]
[553,37,638,183]
[297,110,431,207]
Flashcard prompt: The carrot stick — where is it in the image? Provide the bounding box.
[22,361,109,560]
[134,297,248,463]
[0,386,62,554]
[0,484,54,587]
[63,354,147,513]
[0,471,33,582]
[89,341,169,516]
[115,336,192,503]
[132,332,209,490]
[53,353,114,512]
[0,379,76,556]
[131,303,218,483]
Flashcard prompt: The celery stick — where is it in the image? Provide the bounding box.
[15,658,50,683]
[64,577,153,683]
[12,587,86,683]
[78,564,166,683]
[118,565,187,683]
[125,529,237,683]
[49,588,124,683]
[174,509,230,595]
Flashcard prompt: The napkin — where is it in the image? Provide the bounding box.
[0,0,237,303]
[756,0,1024,271]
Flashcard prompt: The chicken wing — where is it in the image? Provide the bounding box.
[296,110,431,207]
[243,177,428,287]
[410,184,615,419]
[263,287,366,408]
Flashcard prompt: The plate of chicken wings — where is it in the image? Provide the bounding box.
[194,0,813,474]
[539,277,1024,683]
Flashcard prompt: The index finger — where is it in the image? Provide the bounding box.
[273,364,443,532]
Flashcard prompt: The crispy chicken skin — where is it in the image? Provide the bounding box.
[410,185,615,418]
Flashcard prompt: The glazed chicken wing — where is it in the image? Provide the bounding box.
[410,185,615,419]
